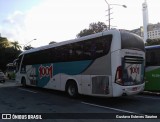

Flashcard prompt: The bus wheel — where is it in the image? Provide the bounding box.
[66,81,78,98]
[21,77,26,87]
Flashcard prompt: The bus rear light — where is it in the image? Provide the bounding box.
[115,66,123,85]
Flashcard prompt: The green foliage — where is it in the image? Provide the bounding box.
[0,37,22,71]
[145,38,160,46]
[77,22,107,38]
[11,41,22,50]
[77,29,93,38]
[0,37,10,48]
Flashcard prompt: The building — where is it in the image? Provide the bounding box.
[131,23,160,40]
[131,27,143,38]
[147,23,160,39]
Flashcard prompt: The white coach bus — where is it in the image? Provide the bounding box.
[15,29,145,97]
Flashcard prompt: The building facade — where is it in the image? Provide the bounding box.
[131,23,160,40]
[147,23,160,39]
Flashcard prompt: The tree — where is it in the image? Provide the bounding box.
[77,29,94,38]
[0,37,22,71]
[11,41,22,50]
[77,22,107,38]
[0,37,10,48]
[145,38,160,46]
[89,22,107,33]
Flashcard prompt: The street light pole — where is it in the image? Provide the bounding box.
[23,38,37,50]
[104,0,111,29]
[104,0,127,30]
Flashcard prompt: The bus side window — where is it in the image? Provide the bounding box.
[154,49,160,66]
[62,45,71,62]
[146,50,158,66]
[68,42,83,61]
[146,51,151,66]
[151,51,156,65]
[50,48,56,62]
[93,35,112,59]
[83,40,94,60]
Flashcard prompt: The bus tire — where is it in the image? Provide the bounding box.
[21,77,26,87]
[66,81,78,98]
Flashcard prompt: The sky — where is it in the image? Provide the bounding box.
[0,0,159,47]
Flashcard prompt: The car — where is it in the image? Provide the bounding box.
[0,71,5,83]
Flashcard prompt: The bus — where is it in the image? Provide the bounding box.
[145,45,160,91]
[15,29,145,97]
[6,63,16,79]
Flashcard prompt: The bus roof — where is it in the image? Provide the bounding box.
[145,45,160,50]
[19,29,131,56]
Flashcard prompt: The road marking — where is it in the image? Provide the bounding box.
[135,95,160,100]
[18,88,37,93]
[81,102,137,114]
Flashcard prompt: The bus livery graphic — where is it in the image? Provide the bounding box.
[39,64,53,79]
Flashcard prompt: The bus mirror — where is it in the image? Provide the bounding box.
[13,59,18,66]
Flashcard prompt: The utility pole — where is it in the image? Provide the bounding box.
[104,0,127,30]
[23,39,37,50]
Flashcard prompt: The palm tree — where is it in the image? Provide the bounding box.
[11,41,22,50]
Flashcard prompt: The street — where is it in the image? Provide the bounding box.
[0,80,160,122]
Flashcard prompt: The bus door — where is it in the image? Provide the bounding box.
[28,65,37,86]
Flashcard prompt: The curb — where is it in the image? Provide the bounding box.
[140,91,160,96]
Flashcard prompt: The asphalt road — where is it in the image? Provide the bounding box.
[0,80,159,122]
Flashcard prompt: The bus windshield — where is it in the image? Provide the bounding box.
[6,63,16,79]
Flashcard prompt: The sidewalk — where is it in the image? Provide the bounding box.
[141,90,160,96]
[0,79,20,87]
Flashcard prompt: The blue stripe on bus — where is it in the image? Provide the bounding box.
[53,60,93,75]
[145,45,160,49]
[33,60,93,87]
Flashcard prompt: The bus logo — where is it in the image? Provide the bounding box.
[39,64,53,79]
[130,66,139,74]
